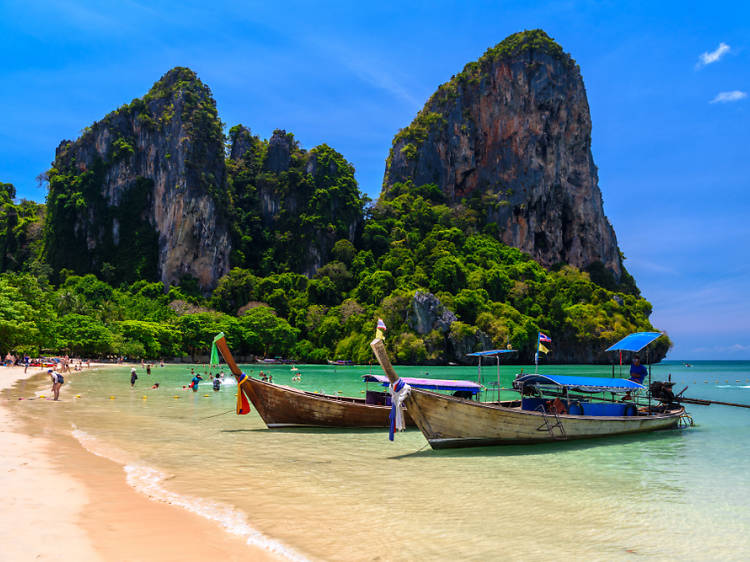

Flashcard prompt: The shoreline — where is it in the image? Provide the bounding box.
[0,365,282,562]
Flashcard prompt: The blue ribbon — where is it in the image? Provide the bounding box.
[388,379,406,441]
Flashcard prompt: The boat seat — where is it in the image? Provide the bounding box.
[521,397,545,411]
[581,403,628,417]
[365,390,391,406]
[568,402,583,415]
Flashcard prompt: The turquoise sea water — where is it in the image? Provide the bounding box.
[8,360,750,560]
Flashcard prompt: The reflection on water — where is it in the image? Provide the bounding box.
[6,361,750,560]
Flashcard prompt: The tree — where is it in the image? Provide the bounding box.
[238,306,298,357]
[55,314,114,356]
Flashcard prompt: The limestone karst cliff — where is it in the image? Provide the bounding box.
[383,29,627,286]
[44,67,229,290]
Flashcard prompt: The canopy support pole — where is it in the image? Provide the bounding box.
[647,348,652,412]
[497,355,501,403]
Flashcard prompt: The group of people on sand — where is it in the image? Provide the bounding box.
[5,352,90,374]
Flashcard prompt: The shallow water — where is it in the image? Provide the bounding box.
[8,361,750,560]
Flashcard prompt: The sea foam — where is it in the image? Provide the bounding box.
[71,427,307,561]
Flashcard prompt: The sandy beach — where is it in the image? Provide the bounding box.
[0,365,279,562]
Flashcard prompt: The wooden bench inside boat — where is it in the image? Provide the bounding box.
[365,390,391,406]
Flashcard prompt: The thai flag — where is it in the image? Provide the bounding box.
[377,318,387,331]
[539,332,551,343]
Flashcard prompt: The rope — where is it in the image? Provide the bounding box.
[388,379,410,441]
[199,408,234,420]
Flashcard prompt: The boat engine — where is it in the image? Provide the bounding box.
[650,381,676,405]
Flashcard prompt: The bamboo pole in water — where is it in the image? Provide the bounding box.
[680,397,750,409]
[370,338,399,384]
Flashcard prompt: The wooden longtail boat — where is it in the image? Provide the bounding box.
[370,333,688,449]
[212,334,481,428]
[237,376,413,428]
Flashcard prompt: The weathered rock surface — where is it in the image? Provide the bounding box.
[46,67,229,290]
[383,29,622,279]
[407,291,457,335]
[404,291,494,364]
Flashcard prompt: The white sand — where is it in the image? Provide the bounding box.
[0,365,279,562]
[0,365,99,561]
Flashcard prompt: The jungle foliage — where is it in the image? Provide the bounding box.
[0,174,666,363]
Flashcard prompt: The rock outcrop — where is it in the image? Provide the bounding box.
[383,30,622,279]
[45,67,229,290]
[405,291,493,364]
[407,291,457,335]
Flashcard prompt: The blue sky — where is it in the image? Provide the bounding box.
[1,1,748,359]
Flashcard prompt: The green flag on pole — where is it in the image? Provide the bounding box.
[210,332,224,366]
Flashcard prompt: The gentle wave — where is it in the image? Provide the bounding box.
[71,427,307,561]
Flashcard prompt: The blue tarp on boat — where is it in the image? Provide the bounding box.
[362,374,482,394]
[514,374,644,392]
[605,332,662,352]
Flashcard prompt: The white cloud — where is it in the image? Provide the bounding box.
[697,42,731,68]
[710,90,747,104]
[692,343,750,354]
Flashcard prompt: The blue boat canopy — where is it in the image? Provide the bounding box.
[466,350,516,357]
[514,374,645,392]
[362,375,482,394]
[605,332,662,353]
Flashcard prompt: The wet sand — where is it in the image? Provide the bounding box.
[0,365,279,562]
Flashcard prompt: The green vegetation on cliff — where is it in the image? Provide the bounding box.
[0,183,45,274]
[226,126,367,275]
[0,177,667,363]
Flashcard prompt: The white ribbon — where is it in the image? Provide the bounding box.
[389,380,411,434]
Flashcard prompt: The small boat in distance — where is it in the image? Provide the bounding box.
[327,359,354,366]
[370,332,689,449]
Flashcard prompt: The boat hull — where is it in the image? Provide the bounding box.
[243,377,413,428]
[405,389,684,449]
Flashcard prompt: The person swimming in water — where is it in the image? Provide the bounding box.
[189,373,203,392]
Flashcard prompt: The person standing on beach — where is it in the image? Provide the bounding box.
[49,369,64,401]
[23,354,30,374]
[130,367,138,388]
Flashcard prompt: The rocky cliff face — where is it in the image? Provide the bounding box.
[45,67,229,290]
[383,30,622,279]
